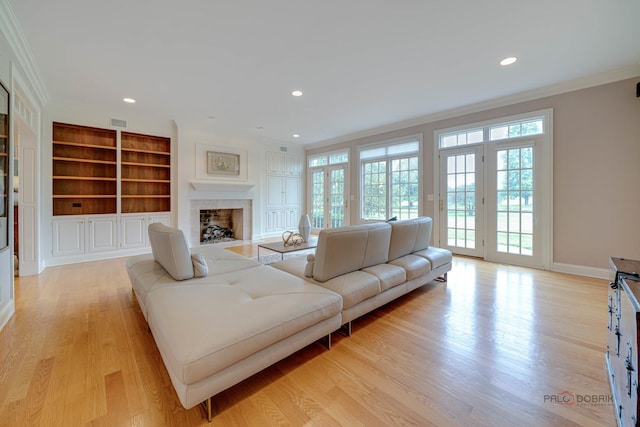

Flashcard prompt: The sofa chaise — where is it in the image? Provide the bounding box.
[126,217,451,421]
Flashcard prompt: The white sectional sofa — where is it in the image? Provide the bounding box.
[272,217,452,335]
[126,217,451,421]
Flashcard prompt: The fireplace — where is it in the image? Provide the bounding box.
[200,209,242,243]
[190,199,252,246]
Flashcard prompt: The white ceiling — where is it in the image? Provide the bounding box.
[8,0,640,145]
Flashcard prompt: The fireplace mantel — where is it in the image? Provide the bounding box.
[190,180,255,192]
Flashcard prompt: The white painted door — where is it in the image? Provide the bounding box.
[485,140,545,268]
[439,145,484,257]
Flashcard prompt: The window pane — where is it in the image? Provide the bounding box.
[441,134,457,148]
[508,124,521,138]
[522,120,543,135]
[490,126,508,140]
[467,130,483,144]
[329,151,348,164]
[309,156,328,167]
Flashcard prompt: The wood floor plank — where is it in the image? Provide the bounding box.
[0,254,615,426]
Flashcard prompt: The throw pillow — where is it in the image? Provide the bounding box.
[192,254,208,278]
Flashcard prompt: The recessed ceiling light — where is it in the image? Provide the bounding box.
[292,134,300,138]
[123,97,136,103]
[291,90,303,97]
[500,57,517,66]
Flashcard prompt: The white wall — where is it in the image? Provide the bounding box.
[176,126,304,246]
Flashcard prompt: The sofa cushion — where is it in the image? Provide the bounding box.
[362,263,407,292]
[414,247,453,269]
[388,217,433,261]
[389,254,431,281]
[312,222,391,282]
[148,223,194,280]
[316,270,380,309]
[145,266,343,385]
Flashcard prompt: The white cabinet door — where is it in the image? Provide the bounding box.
[266,151,284,174]
[267,175,284,207]
[284,154,301,175]
[121,213,172,249]
[284,177,299,207]
[148,213,171,227]
[88,215,118,253]
[266,210,283,232]
[285,210,300,229]
[52,218,85,257]
[121,215,147,249]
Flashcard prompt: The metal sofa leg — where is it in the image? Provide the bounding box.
[318,333,331,350]
[201,397,213,422]
[340,321,351,337]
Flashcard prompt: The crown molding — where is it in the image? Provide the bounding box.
[0,0,49,106]
[308,64,640,150]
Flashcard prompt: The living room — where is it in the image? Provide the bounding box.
[1,0,640,425]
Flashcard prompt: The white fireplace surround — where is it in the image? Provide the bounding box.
[190,199,252,246]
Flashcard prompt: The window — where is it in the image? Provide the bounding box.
[360,137,420,220]
[308,150,348,168]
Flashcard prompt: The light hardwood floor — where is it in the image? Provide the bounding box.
[0,251,615,426]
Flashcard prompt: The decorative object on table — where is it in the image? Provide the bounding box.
[298,214,311,242]
[206,151,240,176]
[282,231,304,247]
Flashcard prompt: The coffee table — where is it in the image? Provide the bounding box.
[257,237,318,263]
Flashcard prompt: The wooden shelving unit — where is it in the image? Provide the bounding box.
[52,122,117,215]
[121,131,171,213]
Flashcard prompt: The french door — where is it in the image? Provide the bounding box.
[309,164,348,229]
[485,140,544,268]
[439,139,548,268]
[439,145,484,257]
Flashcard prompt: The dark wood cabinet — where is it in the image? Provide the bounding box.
[607,257,640,426]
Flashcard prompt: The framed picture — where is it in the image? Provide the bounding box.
[206,151,240,176]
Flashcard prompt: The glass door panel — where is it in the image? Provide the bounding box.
[309,165,348,229]
[329,167,345,228]
[310,169,324,228]
[486,140,543,268]
[439,146,483,257]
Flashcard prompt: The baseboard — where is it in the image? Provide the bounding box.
[552,262,610,280]
[0,300,15,332]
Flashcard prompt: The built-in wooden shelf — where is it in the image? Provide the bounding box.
[121,131,171,213]
[121,195,171,199]
[121,161,170,168]
[51,123,171,216]
[53,122,118,215]
[53,140,117,150]
[53,176,117,181]
[53,195,115,199]
[53,156,117,165]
